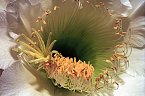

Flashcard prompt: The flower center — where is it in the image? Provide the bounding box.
[53,39,81,61]
[13,0,131,94]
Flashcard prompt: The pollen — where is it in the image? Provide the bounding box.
[44,53,95,92]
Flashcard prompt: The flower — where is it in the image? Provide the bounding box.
[0,0,145,96]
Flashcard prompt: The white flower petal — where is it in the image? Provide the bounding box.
[28,0,39,5]
[38,0,52,10]
[125,17,145,47]
[0,11,16,69]
[114,48,145,96]
[101,0,132,17]
[120,0,132,8]
[0,61,55,96]
[6,1,26,35]
[6,0,18,13]
[0,11,7,26]
[100,0,145,17]
[114,74,145,96]
[9,32,19,39]
[130,0,145,10]
[0,0,7,11]
[129,0,145,19]
[75,0,133,17]
[5,0,52,34]
[126,48,145,76]
[18,0,52,33]
[19,2,33,33]
[0,69,4,76]
[1,1,144,96]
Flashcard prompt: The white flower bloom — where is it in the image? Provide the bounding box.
[0,0,145,96]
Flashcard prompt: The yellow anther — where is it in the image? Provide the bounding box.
[36,19,39,23]
[38,16,42,20]
[95,5,100,8]
[110,57,114,61]
[31,32,35,38]
[86,1,90,3]
[99,73,104,79]
[16,39,20,42]
[54,6,60,11]
[45,10,51,15]
[114,26,118,30]
[42,20,46,25]
[105,60,112,64]
[109,13,113,16]
[62,0,66,3]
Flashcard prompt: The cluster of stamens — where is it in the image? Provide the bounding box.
[95,69,119,90]
[44,53,95,92]
[114,18,127,37]
[96,42,130,90]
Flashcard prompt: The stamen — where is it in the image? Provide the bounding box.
[46,40,57,55]
[31,32,35,38]
[29,58,47,64]
[44,53,95,92]
[16,47,42,58]
[32,28,46,54]
[45,32,52,52]
[95,5,101,8]
[44,10,51,16]
[16,39,43,56]
[20,34,42,53]
[20,34,36,44]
